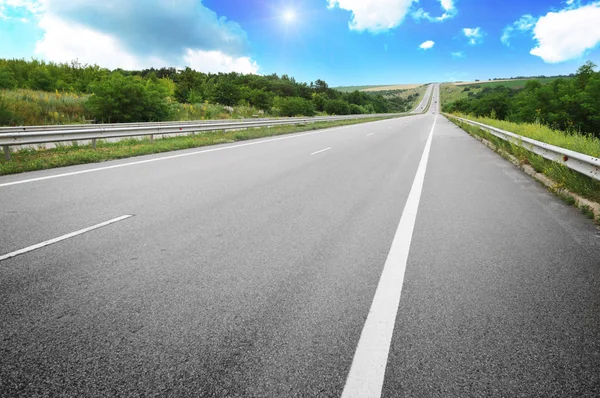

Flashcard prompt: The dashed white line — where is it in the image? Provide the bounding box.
[342,114,438,398]
[0,118,404,189]
[367,133,374,137]
[0,215,133,262]
[311,147,332,156]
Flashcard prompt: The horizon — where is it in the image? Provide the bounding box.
[1,1,599,86]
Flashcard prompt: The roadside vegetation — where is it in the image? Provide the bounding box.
[0,59,422,126]
[447,118,600,206]
[442,62,600,220]
[0,117,394,175]
[443,62,600,138]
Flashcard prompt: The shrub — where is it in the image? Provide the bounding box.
[86,73,174,123]
[324,99,350,115]
[275,96,315,116]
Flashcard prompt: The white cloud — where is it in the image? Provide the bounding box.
[501,14,536,46]
[530,2,600,63]
[419,40,435,50]
[327,0,417,33]
[451,51,465,59]
[463,27,484,45]
[27,0,260,73]
[34,15,146,70]
[184,49,259,74]
[413,0,457,22]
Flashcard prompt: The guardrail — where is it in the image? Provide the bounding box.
[447,115,600,182]
[0,113,400,160]
[0,84,435,161]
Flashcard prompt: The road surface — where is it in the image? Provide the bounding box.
[1,85,599,397]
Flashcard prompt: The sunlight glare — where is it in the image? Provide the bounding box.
[283,9,296,23]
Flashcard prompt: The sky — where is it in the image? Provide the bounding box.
[1,0,600,86]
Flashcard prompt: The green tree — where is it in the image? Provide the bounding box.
[0,67,17,89]
[249,90,273,111]
[324,99,350,115]
[213,81,241,106]
[86,73,173,123]
[275,96,315,116]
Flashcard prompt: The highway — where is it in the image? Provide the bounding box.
[1,85,599,397]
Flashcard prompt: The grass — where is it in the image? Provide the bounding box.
[0,117,395,175]
[440,77,577,108]
[333,85,386,92]
[453,76,574,89]
[449,114,600,158]
[439,83,479,107]
[362,84,423,92]
[447,118,600,205]
[0,89,91,125]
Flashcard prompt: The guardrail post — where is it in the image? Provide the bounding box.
[149,135,154,143]
[91,139,97,150]
[3,145,10,161]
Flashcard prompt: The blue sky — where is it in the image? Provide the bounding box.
[1,0,600,86]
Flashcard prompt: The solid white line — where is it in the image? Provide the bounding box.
[367,133,374,137]
[0,215,133,262]
[0,118,402,189]
[342,114,438,398]
[311,147,332,155]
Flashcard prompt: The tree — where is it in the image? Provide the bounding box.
[324,99,350,115]
[0,67,17,89]
[86,73,173,123]
[213,81,241,106]
[275,96,315,116]
[576,61,596,90]
[249,90,273,111]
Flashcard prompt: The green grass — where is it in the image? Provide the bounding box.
[0,89,91,125]
[447,117,600,205]
[333,85,385,92]
[580,205,595,219]
[460,76,574,89]
[439,83,479,107]
[449,114,600,157]
[440,77,577,108]
[0,117,395,175]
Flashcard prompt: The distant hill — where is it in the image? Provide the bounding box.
[452,75,575,89]
[334,84,423,92]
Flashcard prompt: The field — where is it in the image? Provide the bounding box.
[334,84,423,92]
[452,76,574,89]
[333,85,385,92]
[362,84,423,92]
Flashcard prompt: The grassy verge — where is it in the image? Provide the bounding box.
[447,117,600,222]
[450,113,600,157]
[0,117,395,175]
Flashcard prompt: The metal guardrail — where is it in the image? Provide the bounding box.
[0,113,401,160]
[448,115,600,181]
[0,84,435,160]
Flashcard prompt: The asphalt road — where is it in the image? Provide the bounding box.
[1,85,599,397]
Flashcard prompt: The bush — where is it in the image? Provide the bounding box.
[275,96,315,116]
[86,73,174,123]
[324,99,350,115]
[0,95,17,125]
[349,104,364,114]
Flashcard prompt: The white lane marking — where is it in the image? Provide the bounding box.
[311,147,332,156]
[342,114,438,398]
[0,215,133,262]
[367,133,374,137]
[0,118,403,189]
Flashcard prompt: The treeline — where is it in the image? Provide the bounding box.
[0,59,418,124]
[444,62,600,137]
[490,74,574,81]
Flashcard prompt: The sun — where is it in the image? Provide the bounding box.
[283,9,296,23]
